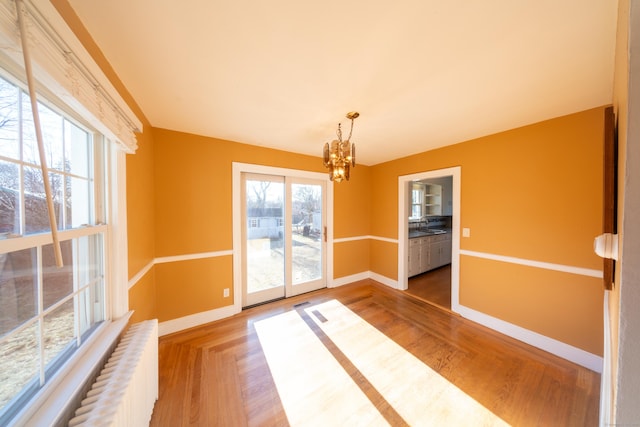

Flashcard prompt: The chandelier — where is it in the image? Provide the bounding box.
[323,112,359,182]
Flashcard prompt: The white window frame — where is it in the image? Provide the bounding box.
[0,0,139,424]
[0,69,129,426]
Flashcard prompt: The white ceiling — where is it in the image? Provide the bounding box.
[67,0,618,165]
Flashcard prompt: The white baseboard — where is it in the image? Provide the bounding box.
[331,272,370,287]
[158,304,240,337]
[369,272,399,289]
[332,271,399,289]
[456,304,603,373]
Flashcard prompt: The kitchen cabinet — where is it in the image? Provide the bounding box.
[408,238,422,277]
[430,234,452,269]
[408,232,452,277]
[419,238,431,272]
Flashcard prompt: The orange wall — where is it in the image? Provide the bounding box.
[126,129,156,277]
[155,257,233,322]
[370,107,605,354]
[128,268,156,324]
[152,128,371,321]
[333,165,371,238]
[334,240,370,278]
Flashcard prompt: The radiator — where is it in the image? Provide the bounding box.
[68,319,159,427]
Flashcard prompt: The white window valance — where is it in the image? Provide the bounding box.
[0,0,142,152]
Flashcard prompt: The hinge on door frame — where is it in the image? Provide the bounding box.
[324,226,327,242]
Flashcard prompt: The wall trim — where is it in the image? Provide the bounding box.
[155,250,233,264]
[158,304,240,337]
[127,250,233,290]
[460,249,603,278]
[128,260,154,290]
[334,235,399,244]
[457,304,603,372]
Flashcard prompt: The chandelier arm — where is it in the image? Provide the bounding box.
[323,142,330,167]
[351,143,356,167]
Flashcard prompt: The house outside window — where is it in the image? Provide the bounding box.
[0,71,107,423]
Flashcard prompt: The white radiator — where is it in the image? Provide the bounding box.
[68,319,159,427]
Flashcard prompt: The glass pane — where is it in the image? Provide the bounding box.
[24,169,65,233]
[78,278,104,339]
[39,103,64,171]
[42,241,73,310]
[50,172,64,230]
[291,183,322,285]
[21,97,63,170]
[0,161,20,235]
[0,248,37,337]
[23,166,47,234]
[77,287,91,338]
[77,234,103,284]
[66,176,90,228]
[64,120,89,177]
[412,189,420,204]
[246,178,284,293]
[0,77,19,160]
[21,95,37,166]
[0,321,39,410]
[412,204,421,218]
[43,298,75,369]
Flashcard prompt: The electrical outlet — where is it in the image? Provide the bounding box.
[223,288,230,298]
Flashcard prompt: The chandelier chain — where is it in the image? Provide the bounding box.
[347,117,355,142]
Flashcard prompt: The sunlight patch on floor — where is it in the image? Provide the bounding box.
[255,299,510,426]
[255,309,390,426]
[306,299,510,426]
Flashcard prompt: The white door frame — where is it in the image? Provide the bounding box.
[232,163,333,311]
[397,166,461,313]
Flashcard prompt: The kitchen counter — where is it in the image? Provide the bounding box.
[409,229,450,238]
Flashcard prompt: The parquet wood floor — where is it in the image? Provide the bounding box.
[150,280,599,426]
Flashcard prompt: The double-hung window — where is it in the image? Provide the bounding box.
[0,71,106,423]
[0,1,141,423]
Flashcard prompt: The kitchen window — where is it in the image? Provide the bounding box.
[0,71,107,424]
[410,185,423,220]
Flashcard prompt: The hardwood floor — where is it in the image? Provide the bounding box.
[406,265,452,310]
[150,280,600,426]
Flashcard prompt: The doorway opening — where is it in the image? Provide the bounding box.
[397,167,461,314]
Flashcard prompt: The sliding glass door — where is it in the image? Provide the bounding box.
[242,173,326,307]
